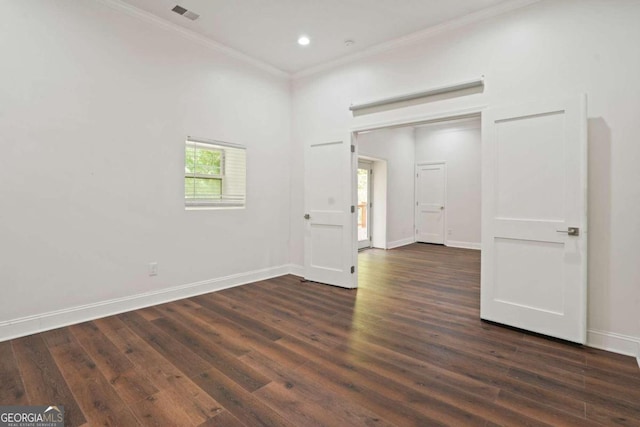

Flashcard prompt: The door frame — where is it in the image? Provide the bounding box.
[415,161,447,245]
[357,159,373,249]
[357,154,388,249]
[351,106,485,266]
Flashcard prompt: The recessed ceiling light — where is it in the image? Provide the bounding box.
[298,36,310,46]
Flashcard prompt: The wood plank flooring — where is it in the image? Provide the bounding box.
[2,244,639,426]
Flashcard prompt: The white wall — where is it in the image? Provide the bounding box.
[357,128,416,248]
[415,119,481,249]
[0,1,291,337]
[2,0,639,359]
[291,0,640,356]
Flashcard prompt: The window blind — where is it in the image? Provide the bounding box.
[185,137,246,208]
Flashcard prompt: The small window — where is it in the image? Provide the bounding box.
[184,137,246,208]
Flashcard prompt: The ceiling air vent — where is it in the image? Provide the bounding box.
[171,5,200,21]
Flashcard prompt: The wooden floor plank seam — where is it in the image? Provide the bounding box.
[2,244,639,426]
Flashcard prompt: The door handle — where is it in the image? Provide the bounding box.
[556,227,579,236]
[304,214,310,220]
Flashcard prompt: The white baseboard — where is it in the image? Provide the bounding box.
[446,240,481,250]
[287,264,305,277]
[387,238,482,251]
[587,329,640,360]
[4,264,639,369]
[387,237,415,249]
[0,264,291,343]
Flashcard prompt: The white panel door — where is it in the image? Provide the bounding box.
[416,163,445,244]
[304,139,356,288]
[481,95,587,343]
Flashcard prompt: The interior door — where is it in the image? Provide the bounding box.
[481,95,587,343]
[304,139,356,288]
[415,163,445,244]
[357,160,372,249]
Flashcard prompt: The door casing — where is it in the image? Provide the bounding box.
[357,159,373,249]
[351,107,484,266]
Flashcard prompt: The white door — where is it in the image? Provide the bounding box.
[415,163,445,244]
[357,160,372,249]
[481,95,587,343]
[304,139,356,288]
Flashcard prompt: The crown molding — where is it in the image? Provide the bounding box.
[94,0,289,79]
[292,0,541,80]
[95,0,541,81]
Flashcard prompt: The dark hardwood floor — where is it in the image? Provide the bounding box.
[2,244,639,426]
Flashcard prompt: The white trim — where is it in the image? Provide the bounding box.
[95,0,288,78]
[352,106,484,134]
[587,329,640,359]
[0,265,291,343]
[446,240,481,250]
[415,117,481,133]
[187,136,246,150]
[416,161,448,167]
[350,77,484,112]
[95,0,539,80]
[293,0,540,79]
[352,107,486,282]
[287,264,305,277]
[387,237,415,249]
[3,261,638,364]
[357,159,374,250]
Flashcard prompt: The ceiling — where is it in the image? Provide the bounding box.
[119,0,516,74]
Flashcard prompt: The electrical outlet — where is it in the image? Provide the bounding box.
[149,262,158,276]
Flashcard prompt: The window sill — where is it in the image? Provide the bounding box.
[185,206,245,211]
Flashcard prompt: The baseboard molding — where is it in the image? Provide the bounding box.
[5,264,639,368]
[287,264,305,277]
[587,329,640,360]
[0,264,291,343]
[387,237,415,249]
[446,240,481,250]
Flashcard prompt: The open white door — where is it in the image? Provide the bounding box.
[304,139,356,288]
[416,163,446,244]
[481,95,587,343]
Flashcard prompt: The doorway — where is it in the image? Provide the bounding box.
[304,96,587,343]
[357,160,372,249]
[354,115,482,253]
[348,96,588,343]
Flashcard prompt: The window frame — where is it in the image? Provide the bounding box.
[186,144,224,191]
[184,136,246,209]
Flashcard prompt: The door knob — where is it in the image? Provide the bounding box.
[556,227,579,236]
[304,214,310,220]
